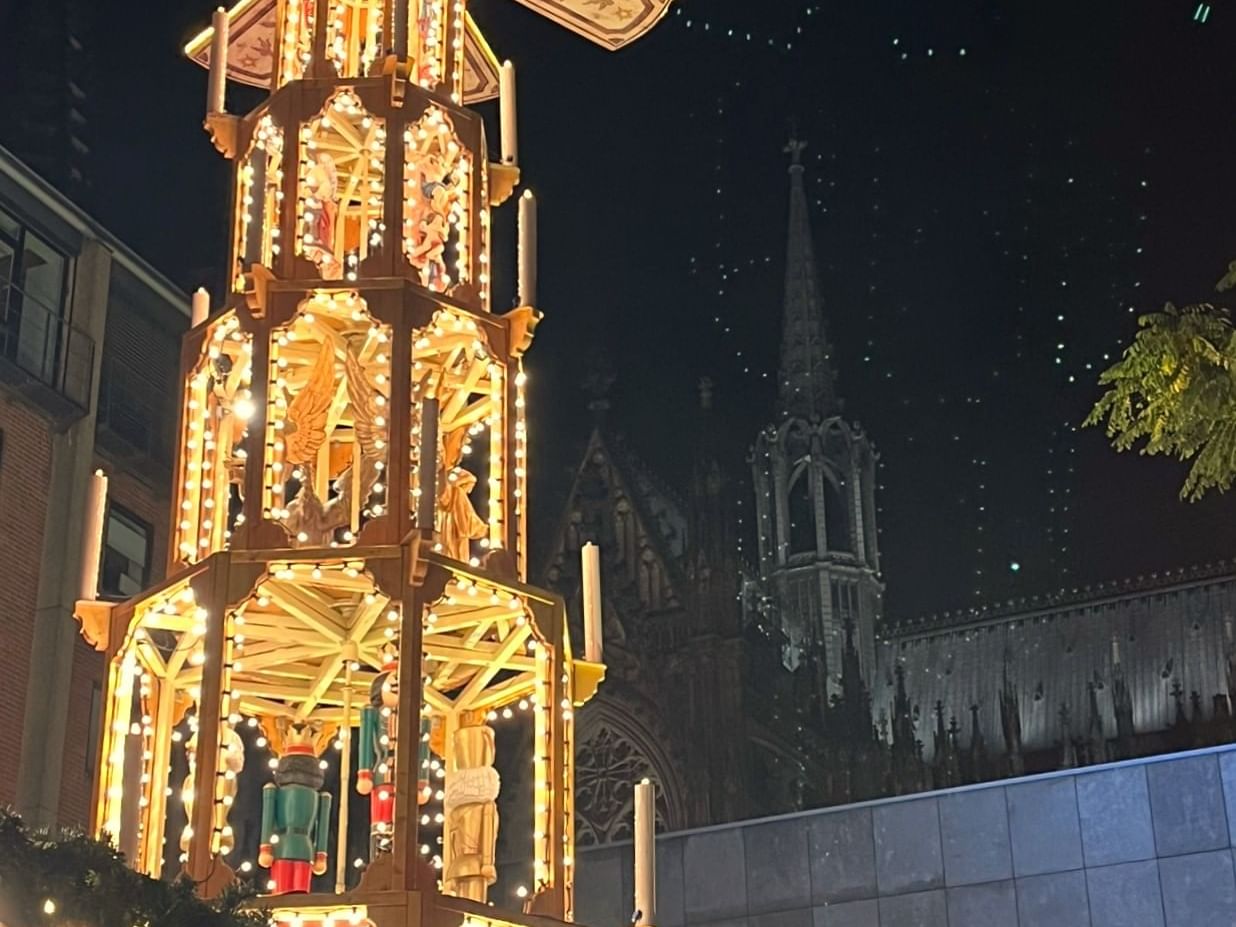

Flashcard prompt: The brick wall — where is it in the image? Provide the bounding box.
[0,386,174,827]
[0,398,52,810]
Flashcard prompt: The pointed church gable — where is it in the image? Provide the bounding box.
[541,428,686,621]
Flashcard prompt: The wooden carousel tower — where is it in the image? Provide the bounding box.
[73,1,671,925]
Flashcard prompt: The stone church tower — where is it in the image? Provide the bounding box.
[538,380,810,841]
[750,139,883,688]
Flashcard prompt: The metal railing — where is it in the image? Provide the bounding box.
[0,279,94,409]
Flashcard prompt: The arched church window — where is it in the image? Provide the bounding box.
[296,89,387,281]
[787,465,815,555]
[232,115,284,292]
[402,106,472,293]
[824,472,853,555]
[575,715,678,846]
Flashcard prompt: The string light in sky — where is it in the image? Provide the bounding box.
[671,3,823,53]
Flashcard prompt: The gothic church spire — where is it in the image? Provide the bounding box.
[778,136,838,420]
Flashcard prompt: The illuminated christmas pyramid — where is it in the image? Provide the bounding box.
[74,1,670,924]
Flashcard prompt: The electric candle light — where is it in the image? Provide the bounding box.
[518,189,537,306]
[80,469,108,601]
[500,61,517,165]
[192,287,210,326]
[634,779,656,927]
[207,7,229,114]
[581,543,602,663]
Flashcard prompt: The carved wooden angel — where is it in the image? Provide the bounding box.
[284,339,387,545]
[436,427,487,561]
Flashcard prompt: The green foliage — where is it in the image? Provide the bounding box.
[0,810,268,927]
[1085,300,1236,500]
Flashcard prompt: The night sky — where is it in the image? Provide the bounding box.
[87,0,1236,617]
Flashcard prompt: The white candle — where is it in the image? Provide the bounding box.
[191,287,210,327]
[581,542,602,663]
[80,469,109,601]
[634,778,656,927]
[500,60,518,165]
[207,7,229,115]
[518,189,537,306]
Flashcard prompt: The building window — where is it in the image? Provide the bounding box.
[787,468,815,555]
[0,204,69,387]
[100,505,151,598]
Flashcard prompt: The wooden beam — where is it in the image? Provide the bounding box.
[454,625,531,710]
[232,643,336,672]
[165,630,203,683]
[422,639,535,669]
[423,685,454,713]
[440,394,497,433]
[234,695,296,718]
[440,356,487,424]
[140,613,196,633]
[468,672,537,712]
[264,583,346,641]
[421,605,515,635]
[294,654,344,720]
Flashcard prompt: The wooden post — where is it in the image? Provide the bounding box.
[417,398,439,531]
[389,573,427,891]
[336,659,354,893]
[185,572,228,885]
[391,0,408,60]
[143,677,177,876]
[530,640,567,918]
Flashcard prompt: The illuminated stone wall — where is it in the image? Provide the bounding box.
[576,743,1236,927]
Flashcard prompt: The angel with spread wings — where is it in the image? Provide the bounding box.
[282,336,388,545]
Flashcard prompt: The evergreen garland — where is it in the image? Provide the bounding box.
[0,811,268,927]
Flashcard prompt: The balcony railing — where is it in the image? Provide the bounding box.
[0,279,95,412]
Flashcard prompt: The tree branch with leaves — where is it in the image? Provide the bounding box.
[1086,264,1236,500]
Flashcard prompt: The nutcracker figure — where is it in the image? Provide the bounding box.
[357,645,434,858]
[259,720,333,894]
[357,645,399,856]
